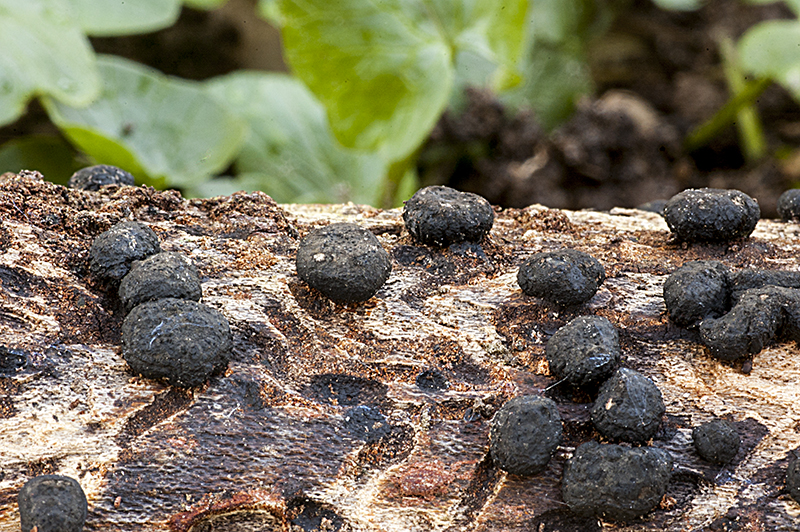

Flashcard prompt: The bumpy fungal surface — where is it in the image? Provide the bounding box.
[663,263,800,359]
[489,395,562,476]
[517,249,605,306]
[699,286,789,361]
[591,368,665,442]
[18,475,87,532]
[402,186,494,247]
[296,223,392,303]
[89,220,161,282]
[692,419,740,465]
[731,269,800,302]
[545,315,620,387]
[562,441,673,521]
[121,298,232,388]
[663,260,731,327]
[788,453,800,504]
[68,164,135,191]
[777,189,800,222]
[118,251,202,312]
[663,188,760,242]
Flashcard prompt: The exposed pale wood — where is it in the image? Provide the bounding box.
[0,172,798,531]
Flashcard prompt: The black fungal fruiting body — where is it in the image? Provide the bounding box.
[68,164,135,191]
[402,186,494,247]
[18,475,87,532]
[121,298,232,388]
[788,453,800,504]
[489,395,563,476]
[89,221,161,282]
[517,249,605,306]
[663,262,800,360]
[591,368,665,442]
[692,419,740,465]
[546,315,620,387]
[731,269,800,301]
[663,188,760,242]
[118,252,202,312]
[699,286,789,361]
[777,189,800,222]
[562,441,673,521]
[663,260,731,327]
[296,223,391,303]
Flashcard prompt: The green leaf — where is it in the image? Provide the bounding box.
[0,0,99,127]
[66,0,181,36]
[742,0,799,13]
[785,0,800,16]
[204,72,386,204]
[529,0,581,43]
[275,0,527,162]
[43,55,246,189]
[502,40,593,130]
[256,0,281,23]
[498,0,606,129]
[739,20,800,100]
[651,0,703,11]
[0,136,84,186]
[184,0,229,10]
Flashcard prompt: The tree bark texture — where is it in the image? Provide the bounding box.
[0,171,798,531]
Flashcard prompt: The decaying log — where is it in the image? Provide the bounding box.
[0,171,798,531]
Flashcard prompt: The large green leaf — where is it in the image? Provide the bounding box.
[527,0,604,44]
[204,72,386,204]
[0,136,84,185]
[739,20,800,100]
[743,0,800,15]
[66,0,181,36]
[503,41,593,130]
[0,0,99,127]
[651,0,703,10]
[501,0,599,129]
[257,0,280,23]
[43,55,246,190]
[184,0,229,10]
[275,0,527,162]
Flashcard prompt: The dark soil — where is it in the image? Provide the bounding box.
[419,0,800,218]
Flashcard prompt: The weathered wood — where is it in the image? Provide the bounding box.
[0,171,798,531]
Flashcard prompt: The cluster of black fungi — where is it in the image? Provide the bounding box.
[15,169,800,529]
[19,166,235,531]
[89,220,232,389]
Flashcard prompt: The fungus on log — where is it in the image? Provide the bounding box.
[0,171,798,531]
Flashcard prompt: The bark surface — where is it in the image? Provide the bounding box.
[0,171,798,531]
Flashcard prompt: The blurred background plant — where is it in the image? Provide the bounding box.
[1,0,799,212]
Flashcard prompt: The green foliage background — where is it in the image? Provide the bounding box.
[0,0,603,206]
[1,0,799,206]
